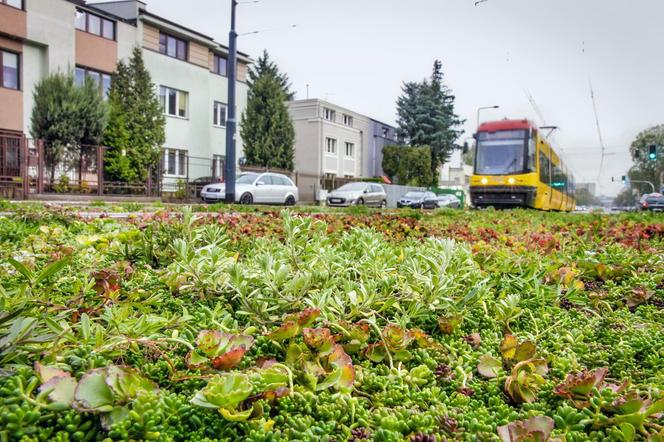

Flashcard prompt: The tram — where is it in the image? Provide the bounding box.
[470,119,575,211]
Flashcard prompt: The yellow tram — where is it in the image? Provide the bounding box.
[470,119,575,211]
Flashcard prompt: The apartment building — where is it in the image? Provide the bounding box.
[287,99,397,202]
[0,0,250,188]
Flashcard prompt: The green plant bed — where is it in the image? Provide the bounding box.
[0,208,662,441]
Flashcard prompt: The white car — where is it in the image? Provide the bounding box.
[201,172,298,205]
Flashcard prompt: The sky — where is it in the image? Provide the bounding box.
[106,0,664,196]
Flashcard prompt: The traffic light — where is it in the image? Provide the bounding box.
[648,145,658,161]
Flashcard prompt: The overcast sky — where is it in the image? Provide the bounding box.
[117,0,664,196]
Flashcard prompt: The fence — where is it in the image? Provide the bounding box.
[0,132,28,199]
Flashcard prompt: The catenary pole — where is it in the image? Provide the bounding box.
[225,0,238,203]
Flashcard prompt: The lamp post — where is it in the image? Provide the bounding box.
[224,0,238,203]
[476,105,500,132]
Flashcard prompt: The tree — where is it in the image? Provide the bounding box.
[627,125,664,191]
[103,47,165,182]
[382,145,433,187]
[574,188,601,206]
[30,72,108,183]
[396,60,464,185]
[240,53,295,171]
[248,50,294,100]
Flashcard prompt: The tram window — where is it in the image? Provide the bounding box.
[527,139,536,172]
[539,153,550,184]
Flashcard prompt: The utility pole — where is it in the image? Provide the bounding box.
[224,0,238,203]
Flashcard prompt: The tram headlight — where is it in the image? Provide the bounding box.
[508,177,516,185]
[481,178,488,185]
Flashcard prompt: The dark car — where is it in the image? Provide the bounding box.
[397,191,436,208]
[639,193,664,212]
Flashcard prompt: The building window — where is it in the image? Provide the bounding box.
[75,10,115,41]
[213,101,227,127]
[325,138,337,155]
[159,32,187,61]
[75,66,112,98]
[323,108,335,121]
[342,114,353,127]
[163,148,187,176]
[382,127,390,138]
[213,154,224,178]
[1,50,19,90]
[212,54,227,76]
[345,142,354,158]
[1,0,23,9]
[159,86,188,118]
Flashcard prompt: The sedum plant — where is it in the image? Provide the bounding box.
[185,330,254,371]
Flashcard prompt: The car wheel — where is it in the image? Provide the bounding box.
[356,198,365,205]
[285,195,296,206]
[380,200,387,209]
[239,193,253,205]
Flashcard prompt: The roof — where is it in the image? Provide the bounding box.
[140,10,251,59]
[478,119,537,133]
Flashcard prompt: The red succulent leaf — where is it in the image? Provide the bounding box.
[211,347,247,370]
[328,344,355,392]
[411,329,437,348]
[554,367,609,400]
[302,328,334,352]
[256,358,278,369]
[438,315,462,335]
[261,386,290,402]
[297,308,321,327]
[266,321,300,341]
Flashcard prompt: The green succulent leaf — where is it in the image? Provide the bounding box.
[73,368,115,412]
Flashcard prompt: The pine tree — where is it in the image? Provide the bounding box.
[396,60,464,185]
[240,54,295,171]
[103,47,165,182]
[248,50,294,100]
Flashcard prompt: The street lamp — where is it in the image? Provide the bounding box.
[476,105,500,132]
[224,0,239,203]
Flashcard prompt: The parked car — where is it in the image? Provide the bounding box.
[190,176,222,197]
[423,194,462,209]
[201,172,298,205]
[639,193,664,212]
[397,191,436,209]
[326,182,387,208]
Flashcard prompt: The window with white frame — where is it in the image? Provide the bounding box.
[323,108,335,121]
[159,86,188,118]
[163,148,187,176]
[213,154,224,179]
[325,138,337,154]
[342,114,353,127]
[213,102,227,127]
[344,142,355,158]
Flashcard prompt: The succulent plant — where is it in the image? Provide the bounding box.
[190,372,254,421]
[497,416,556,442]
[553,367,609,407]
[504,359,548,404]
[185,330,255,370]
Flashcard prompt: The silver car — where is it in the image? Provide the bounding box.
[326,182,387,208]
[201,172,299,205]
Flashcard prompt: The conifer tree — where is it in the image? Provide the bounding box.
[240,52,295,170]
[103,47,165,182]
[396,60,464,185]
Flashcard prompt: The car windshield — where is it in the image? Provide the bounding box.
[337,183,366,192]
[236,173,258,185]
[404,192,425,198]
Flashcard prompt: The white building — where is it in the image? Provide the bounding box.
[0,0,251,190]
[287,99,396,202]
